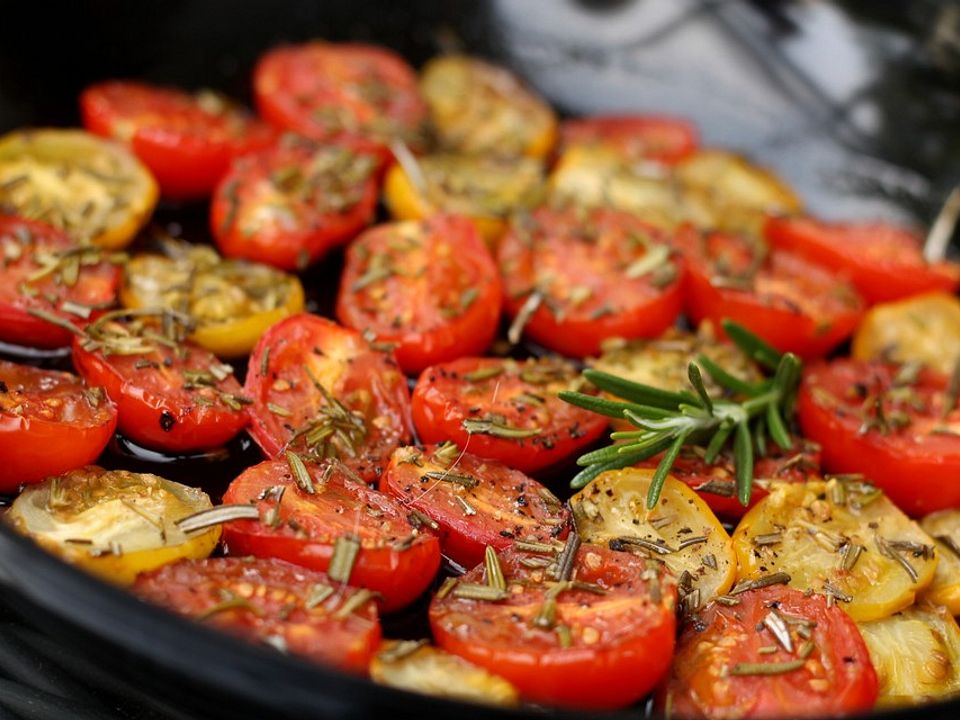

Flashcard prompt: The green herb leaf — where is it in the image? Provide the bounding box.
[734,422,754,507]
[722,319,781,371]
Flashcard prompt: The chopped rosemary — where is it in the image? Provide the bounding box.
[421,470,480,489]
[328,534,361,584]
[485,546,506,591]
[333,588,378,619]
[451,583,508,602]
[436,577,458,600]
[610,536,675,555]
[514,540,557,554]
[175,504,260,533]
[763,610,794,653]
[839,543,864,571]
[507,289,543,345]
[456,496,477,516]
[729,572,791,595]
[677,535,709,551]
[285,451,315,494]
[197,591,263,621]
[462,417,541,439]
[552,533,581,582]
[267,402,293,417]
[463,365,504,383]
[377,639,429,663]
[729,660,806,676]
[305,583,335,609]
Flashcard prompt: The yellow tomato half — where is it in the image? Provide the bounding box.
[920,509,960,615]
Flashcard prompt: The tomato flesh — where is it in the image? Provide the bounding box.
[411,356,607,474]
[797,359,960,516]
[222,458,440,613]
[558,115,698,165]
[430,543,677,709]
[0,361,117,490]
[133,557,381,674]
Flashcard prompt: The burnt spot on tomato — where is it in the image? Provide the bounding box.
[159,411,175,432]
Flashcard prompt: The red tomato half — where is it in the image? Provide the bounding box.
[0,217,120,349]
[411,356,608,474]
[638,441,821,520]
[675,226,864,359]
[430,543,677,709]
[336,215,502,374]
[558,114,698,165]
[797,359,960,516]
[663,585,878,719]
[244,314,413,483]
[133,557,381,674]
[498,208,685,358]
[210,136,379,271]
[380,444,570,569]
[765,216,960,305]
[71,312,248,453]
[80,81,275,199]
[0,360,117,490]
[222,458,440,612]
[253,42,428,162]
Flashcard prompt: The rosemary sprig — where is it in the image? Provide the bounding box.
[560,320,802,508]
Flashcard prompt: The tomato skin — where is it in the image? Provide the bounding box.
[253,42,427,163]
[797,359,960,516]
[0,217,121,349]
[244,314,413,483]
[336,215,502,374]
[71,333,247,453]
[80,81,276,200]
[133,557,381,674]
[498,208,686,358]
[0,361,117,491]
[222,459,440,613]
[558,115,698,165]
[379,445,570,569]
[676,226,864,359]
[765,217,960,305]
[411,357,608,474]
[430,544,677,709]
[664,586,878,719]
[210,138,379,271]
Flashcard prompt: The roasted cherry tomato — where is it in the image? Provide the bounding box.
[370,640,519,707]
[411,356,608,474]
[210,136,378,271]
[0,361,116,491]
[0,216,122,349]
[429,543,677,709]
[852,292,960,376]
[80,81,276,200]
[732,478,937,622]
[244,314,413,483]
[675,149,802,237]
[498,207,685,357]
[675,226,864,358]
[419,55,557,158]
[662,585,878,719]
[336,215,502,374]
[558,115,698,165]
[253,42,428,161]
[797,359,960,516]
[134,557,381,674]
[380,443,570,569]
[0,129,157,249]
[920,510,960,615]
[571,468,737,604]
[120,239,304,358]
[547,145,685,229]
[71,310,249,453]
[8,466,219,585]
[765,216,960,305]
[221,458,440,613]
[382,153,545,245]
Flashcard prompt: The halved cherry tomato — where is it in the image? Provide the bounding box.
[0,129,157,249]
[675,226,864,358]
[336,215,502,374]
[8,466,219,585]
[221,458,440,612]
[662,585,878,719]
[498,207,685,357]
[638,442,821,520]
[797,359,960,516]
[253,42,428,162]
[70,310,248,453]
[380,444,570,569]
[411,356,608,474]
[0,216,121,349]
[80,81,276,200]
[243,314,413,482]
[134,557,381,674]
[120,239,304,358]
[429,543,677,709]
[0,361,116,491]
[420,55,557,158]
[210,136,378,271]
[558,115,698,165]
[765,216,960,305]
